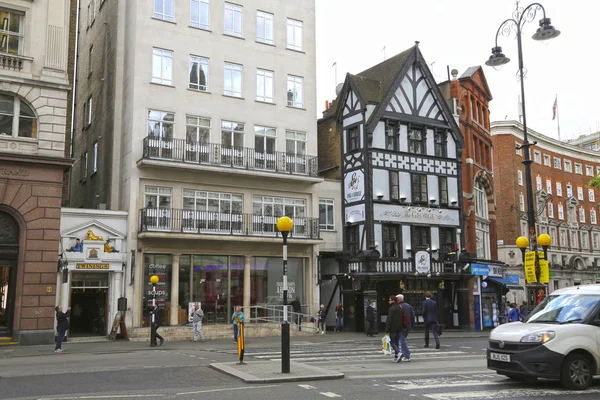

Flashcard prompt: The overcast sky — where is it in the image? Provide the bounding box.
[315,0,599,141]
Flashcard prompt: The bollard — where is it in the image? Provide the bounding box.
[237,321,245,364]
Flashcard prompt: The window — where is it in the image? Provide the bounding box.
[543,154,551,166]
[586,166,594,176]
[256,69,274,103]
[92,141,98,173]
[0,94,37,138]
[546,179,552,194]
[224,62,242,97]
[0,9,23,55]
[253,195,306,235]
[88,46,93,75]
[519,193,525,211]
[221,120,244,148]
[474,181,490,259]
[582,232,589,249]
[144,186,172,210]
[256,11,274,44]
[411,174,427,204]
[224,3,242,37]
[439,176,448,205]
[558,203,564,220]
[566,184,573,198]
[152,48,173,85]
[412,226,430,251]
[589,189,596,203]
[147,110,175,157]
[554,157,561,169]
[319,199,334,231]
[190,0,210,30]
[347,126,359,152]
[153,0,174,22]
[440,228,455,256]
[389,171,399,202]
[594,233,600,249]
[592,209,598,224]
[517,170,523,186]
[536,175,542,191]
[575,163,583,174]
[578,187,584,201]
[385,121,398,151]
[564,160,572,172]
[286,19,303,51]
[185,115,210,162]
[346,225,359,256]
[570,231,578,249]
[547,202,554,218]
[189,56,208,91]
[182,189,242,231]
[515,142,522,156]
[86,96,93,126]
[383,224,401,258]
[556,182,562,197]
[580,207,586,223]
[254,125,276,168]
[287,75,304,108]
[534,151,541,164]
[408,128,425,154]
[434,130,447,158]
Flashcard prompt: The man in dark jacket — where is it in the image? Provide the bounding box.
[422,291,440,349]
[385,295,404,362]
[365,300,376,337]
[291,297,302,331]
[55,305,71,353]
[151,305,165,346]
[397,294,414,361]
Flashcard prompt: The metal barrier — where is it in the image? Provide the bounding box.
[246,305,317,334]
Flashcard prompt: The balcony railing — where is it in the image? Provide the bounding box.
[348,259,457,274]
[141,136,319,177]
[139,208,320,239]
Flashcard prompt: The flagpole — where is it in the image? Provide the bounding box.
[556,94,561,141]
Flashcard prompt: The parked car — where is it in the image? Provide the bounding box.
[487,284,600,390]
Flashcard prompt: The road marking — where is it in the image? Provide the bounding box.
[177,385,280,395]
[388,380,515,390]
[40,395,164,400]
[424,388,600,399]
[460,346,472,349]
[346,370,487,379]
[298,384,317,390]
[319,392,342,398]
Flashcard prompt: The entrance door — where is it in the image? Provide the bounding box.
[70,272,109,337]
[0,211,19,337]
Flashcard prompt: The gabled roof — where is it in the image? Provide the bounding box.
[62,220,126,239]
[459,66,493,101]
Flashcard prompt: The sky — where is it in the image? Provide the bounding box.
[315,0,600,141]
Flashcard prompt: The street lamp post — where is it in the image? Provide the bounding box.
[149,274,159,347]
[486,2,560,283]
[276,216,294,374]
[516,233,552,291]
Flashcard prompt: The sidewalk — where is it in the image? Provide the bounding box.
[0,330,490,359]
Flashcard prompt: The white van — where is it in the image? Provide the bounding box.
[487,284,600,390]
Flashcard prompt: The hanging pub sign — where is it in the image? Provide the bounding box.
[344,170,364,203]
[538,252,550,284]
[415,251,431,274]
[524,251,537,283]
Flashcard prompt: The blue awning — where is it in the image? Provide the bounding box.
[487,277,524,290]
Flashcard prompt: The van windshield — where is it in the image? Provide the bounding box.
[526,294,600,324]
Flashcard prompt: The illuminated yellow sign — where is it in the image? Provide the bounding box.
[524,251,537,283]
[76,263,110,270]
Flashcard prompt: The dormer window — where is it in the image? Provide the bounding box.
[0,9,24,55]
[0,94,37,138]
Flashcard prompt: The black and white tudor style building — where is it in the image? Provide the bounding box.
[320,43,471,332]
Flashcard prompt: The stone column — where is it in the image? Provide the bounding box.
[243,255,251,319]
[113,270,123,323]
[170,254,180,326]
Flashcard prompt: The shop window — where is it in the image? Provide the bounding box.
[142,254,172,326]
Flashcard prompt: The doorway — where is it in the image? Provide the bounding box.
[69,272,109,336]
[0,263,17,337]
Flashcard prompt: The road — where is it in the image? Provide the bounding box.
[0,334,599,399]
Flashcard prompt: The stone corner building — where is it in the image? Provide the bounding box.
[0,1,72,345]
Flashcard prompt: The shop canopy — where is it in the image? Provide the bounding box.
[487,277,524,291]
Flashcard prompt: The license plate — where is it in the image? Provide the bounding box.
[490,352,511,362]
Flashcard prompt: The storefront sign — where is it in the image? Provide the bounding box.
[538,252,549,284]
[471,263,502,277]
[344,170,364,203]
[76,263,110,269]
[415,251,431,274]
[276,281,295,300]
[1,168,29,177]
[524,251,536,283]
[345,204,365,223]
[505,274,520,284]
[374,204,459,226]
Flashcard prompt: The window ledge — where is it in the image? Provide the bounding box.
[0,134,38,143]
[223,94,245,100]
[287,105,306,111]
[286,47,305,54]
[224,33,244,40]
[189,25,211,33]
[150,81,176,89]
[256,100,276,106]
[256,40,275,47]
[152,17,177,25]
[187,88,211,95]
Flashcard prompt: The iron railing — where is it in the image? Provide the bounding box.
[348,259,457,274]
[142,136,319,177]
[139,208,320,239]
[247,305,318,333]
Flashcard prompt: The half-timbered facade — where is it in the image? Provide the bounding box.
[319,43,469,332]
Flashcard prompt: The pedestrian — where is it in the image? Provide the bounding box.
[520,301,529,317]
[151,305,165,346]
[191,303,204,342]
[231,305,245,343]
[508,303,525,322]
[54,305,71,353]
[290,296,302,331]
[396,294,414,362]
[422,291,440,349]
[335,302,344,332]
[385,295,405,363]
[317,304,326,334]
[365,300,376,337]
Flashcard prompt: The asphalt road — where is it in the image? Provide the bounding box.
[1,335,599,400]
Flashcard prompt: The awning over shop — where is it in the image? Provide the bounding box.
[487,277,524,291]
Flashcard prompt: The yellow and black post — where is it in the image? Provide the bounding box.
[237,320,245,364]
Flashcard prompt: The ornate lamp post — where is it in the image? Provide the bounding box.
[486,2,560,270]
[149,274,159,347]
[276,216,293,374]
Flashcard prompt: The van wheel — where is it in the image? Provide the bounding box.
[561,353,593,390]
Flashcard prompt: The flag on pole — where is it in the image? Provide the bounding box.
[552,96,558,120]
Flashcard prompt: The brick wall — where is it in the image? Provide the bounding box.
[317,113,342,180]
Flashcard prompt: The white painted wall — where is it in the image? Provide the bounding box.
[427,175,439,203]
[448,177,458,205]
[399,172,411,202]
[373,169,389,200]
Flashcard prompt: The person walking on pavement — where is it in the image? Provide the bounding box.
[317,304,326,334]
[291,296,302,331]
[396,294,414,362]
[508,303,525,322]
[520,301,529,318]
[191,303,204,342]
[151,305,165,346]
[365,300,376,337]
[422,291,440,349]
[231,306,245,343]
[335,302,344,332]
[54,305,71,353]
[385,295,405,363]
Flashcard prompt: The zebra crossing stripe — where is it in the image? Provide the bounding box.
[319,392,342,398]
[424,388,600,399]
[388,380,517,390]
